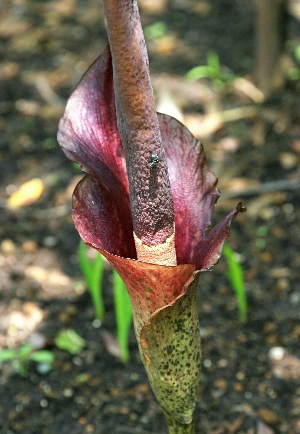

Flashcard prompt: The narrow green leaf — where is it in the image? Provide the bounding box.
[113,270,133,363]
[78,240,93,283]
[207,51,221,73]
[0,349,18,362]
[295,45,300,63]
[55,329,86,355]
[12,359,28,377]
[30,350,55,365]
[223,243,247,322]
[89,252,105,320]
[78,240,105,320]
[19,344,33,360]
[185,65,214,81]
[144,21,167,40]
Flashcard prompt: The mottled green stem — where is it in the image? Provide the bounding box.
[163,411,195,434]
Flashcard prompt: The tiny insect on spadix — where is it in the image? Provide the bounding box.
[149,152,159,168]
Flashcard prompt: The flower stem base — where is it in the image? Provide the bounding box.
[164,411,195,434]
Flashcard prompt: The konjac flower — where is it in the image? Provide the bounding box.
[57,1,245,432]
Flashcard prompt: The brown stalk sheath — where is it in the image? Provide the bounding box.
[102,0,175,249]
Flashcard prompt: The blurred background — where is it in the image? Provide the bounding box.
[1,1,300,433]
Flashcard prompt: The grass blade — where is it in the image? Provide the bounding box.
[113,270,133,363]
[223,243,247,322]
[78,240,105,320]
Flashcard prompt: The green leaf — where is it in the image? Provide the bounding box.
[185,65,214,81]
[78,239,93,283]
[207,51,221,73]
[78,240,105,320]
[42,137,57,150]
[30,350,55,365]
[0,349,18,362]
[72,162,82,172]
[223,243,247,322]
[55,329,86,355]
[295,45,300,63]
[288,67,300,81]
[12,359,28,377]
[256,225,269,237]
[186,51,236,90]
[89,252,105,320]
[113,270,133,363]
[19,344,33,360]
[144,21,167,40]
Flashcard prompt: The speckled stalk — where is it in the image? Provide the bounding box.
[163,411,196,434]
[139,273,201,430]
[102,0,175,248]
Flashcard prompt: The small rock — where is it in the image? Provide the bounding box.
[269,346,285,361]
[257,420,275,434]
[233,382,243,392]
[279,152,298,169]
[138,0,167,13]
[290,291,300,305]
[15,99,40,116]
[22,240,38,252]
[269,348,300,380]
[0,61,19,80]
[1,239,16,254]
[214,379,228,390]
[258,408,279,425]
[30,331,47,350]
[43,236,58,247]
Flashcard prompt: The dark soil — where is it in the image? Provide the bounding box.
[1,1,300,433]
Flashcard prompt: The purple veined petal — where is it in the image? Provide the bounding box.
[158,114,219,265]
[72,172,136,260]
[71,108,244,268]
[57,46,129,193]
[58,44,244,269]
[196,202,245,271]
[158,114,245,269]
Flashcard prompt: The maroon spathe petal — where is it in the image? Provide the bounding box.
[57,46,128,193]
[58,45,244,270]
[70,103,243,267]
[95,248,196,337]
[196,202,245,271]
[159,114,220,266]
[96,248,201,423]
[94,248,200,423]
[73,174,136,259]
[159,114,245,269]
